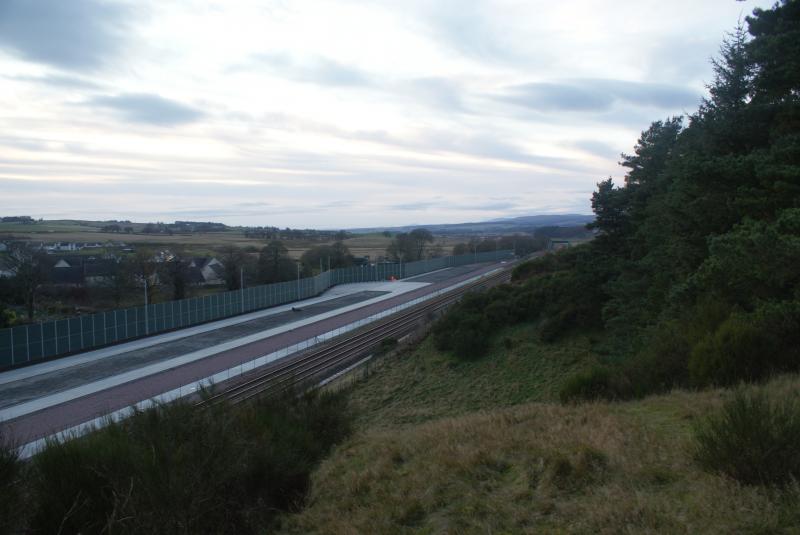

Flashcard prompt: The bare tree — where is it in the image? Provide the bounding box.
[6,243,49,320]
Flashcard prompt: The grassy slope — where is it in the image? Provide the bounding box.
[281,326,800,534]
[348,325,597,430]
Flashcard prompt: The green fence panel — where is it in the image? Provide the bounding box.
[0,250,515,368]
[10,325,29,365]
[0,329,12,367]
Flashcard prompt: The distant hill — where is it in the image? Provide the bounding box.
[348,214,595,235]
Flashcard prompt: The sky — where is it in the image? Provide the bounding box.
[0,0,775,228]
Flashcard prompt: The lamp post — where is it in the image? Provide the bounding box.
[143,277,149,335]
[240,266,244,313]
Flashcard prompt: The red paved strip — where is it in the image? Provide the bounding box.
[1,263,503,445]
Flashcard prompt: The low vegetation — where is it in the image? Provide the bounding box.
[0,391,352,535]
[694,387,800,487]
[348,325,594,430]
[282,375,800,534]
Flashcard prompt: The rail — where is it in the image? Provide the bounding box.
[199,266,512,406]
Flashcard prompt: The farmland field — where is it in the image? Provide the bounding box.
[0,221,460,260]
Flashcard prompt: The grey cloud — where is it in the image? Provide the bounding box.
[242,53,372,87]
[500,79,701,113]
[388,199,521,213]
[403,77,465,112]
[571,140,621,160]
[7,73,103,90]
[86,94,205,126]
[390,201,440,211]
[0,0,133,71]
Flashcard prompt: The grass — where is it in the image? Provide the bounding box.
[346,325,598,430]
[281,375,800,534]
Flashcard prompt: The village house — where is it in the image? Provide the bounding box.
[187,257,225,285]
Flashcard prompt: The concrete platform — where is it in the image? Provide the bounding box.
[0,280,429,421]
[0,261,507,456]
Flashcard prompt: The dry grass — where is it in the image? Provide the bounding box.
[281,375,800,534]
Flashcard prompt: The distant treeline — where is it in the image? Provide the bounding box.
[0,216,35,224]
[243,227,349,241]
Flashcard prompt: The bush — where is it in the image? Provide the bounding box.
[688,301,800,387]
[694,389,800,486]
[28,391,352,534]
[625,320,692,395]
[688,314,765,386]
[0,434,22,535]
[378,337,399,353]
[559,365,616,403]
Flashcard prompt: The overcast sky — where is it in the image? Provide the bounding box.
[0,0,774,228]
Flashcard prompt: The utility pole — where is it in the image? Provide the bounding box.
[143,277,149,335]
[240,266,244,313]
[296,261,301,299]
[399,252,404,279]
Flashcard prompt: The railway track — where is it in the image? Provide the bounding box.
[199,265,513,406]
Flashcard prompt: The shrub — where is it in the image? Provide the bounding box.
[450,313,491,360]
[625,320,692,395]
[559,365,616,403]
[28,391,352,534]
[378,337,398,353]
[688,314,764,386]
[0,434,22,535]
[694,389,800,486]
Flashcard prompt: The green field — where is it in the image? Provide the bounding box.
[0,221,460,260]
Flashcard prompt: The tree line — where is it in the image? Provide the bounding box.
[435,1,800,399]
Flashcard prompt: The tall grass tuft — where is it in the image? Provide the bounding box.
[694,389,800,486]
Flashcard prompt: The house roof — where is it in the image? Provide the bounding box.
[208,263,225,278]
[85,260,116,277]
[186,266,206,284]
[51,267,84,285]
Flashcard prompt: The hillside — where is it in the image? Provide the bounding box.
[280,4,800,533]
[282,351,799,533]
[347,214,595,236]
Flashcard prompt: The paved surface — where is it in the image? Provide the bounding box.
[0,291,387,410]
[406,264,494,283]
[0,262,506,449]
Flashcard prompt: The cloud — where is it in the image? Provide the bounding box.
[571,139,621,160]
[241,53,372,87]
[421,0,526,65]
[0,0,133,71]
[500,78,701,113]
[402,77,466,112]
[7,74,103,90]
[85,93,205,126]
